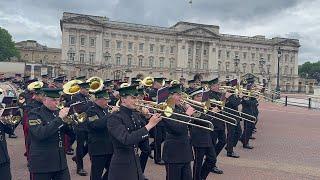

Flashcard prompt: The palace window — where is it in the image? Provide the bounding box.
[116,41,122,49]
[242,63,247,73]
[104,53,111,65]
[159,57,164,68]
[69,36,75,45]
[203,61,208,69]
[169,58,174,68]
[290,56,294,63]
[226,62,230,72]
[149,57,154,67]
[243,52,247,59]
[267,54,271,62]
[127,56,132,67]
[226,51,230,59]
[150,44,154,53]
[188,47,192,55]
[90,38,95,47]
[160,45,165,53]
[89,52,95,65]
[68,52,75,62]
[138,57,143,67]
[139,43,144,51]
[170,46,174,54]
[251,53,255,60]
[80,37,85,46]
[79,53,85,64]
[250,63,255,73]
[116,56,121,65]
[218,61,221,71]
[105,40,110,48]
[203,49,207,56]
[128,42,133,51]
[218,50,222,59]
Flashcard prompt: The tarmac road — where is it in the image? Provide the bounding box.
[7,102,320,180]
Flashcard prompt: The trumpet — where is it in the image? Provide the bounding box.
[0,107,22,125]
[136,100,214,131]
[56,102,87,124]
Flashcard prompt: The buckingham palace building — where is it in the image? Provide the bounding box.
[60,12,301,91]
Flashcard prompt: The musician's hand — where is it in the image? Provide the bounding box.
[111,106,119,113]
[59,107,70,119]
[225,92,232,98]
[211,107,220,112]
[185,106,195,116]
[141,107,150,115]
[146,113,162,131]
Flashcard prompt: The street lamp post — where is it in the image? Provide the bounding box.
[233,55,240,80]
[259,57,266,82]
[276,47,282,98]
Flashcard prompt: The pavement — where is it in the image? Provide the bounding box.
[6,101,320,180]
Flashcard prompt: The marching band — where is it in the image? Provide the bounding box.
[0,72,263,180]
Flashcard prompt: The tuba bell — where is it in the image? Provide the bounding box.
[141,76,154,87]
[62,80,83,95]
[27,81,44,91]
[87,76,104,93]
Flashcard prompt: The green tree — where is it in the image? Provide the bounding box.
[299,61,320,84]
[0,27,20,61]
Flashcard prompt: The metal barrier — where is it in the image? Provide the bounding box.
[283,96,318,109]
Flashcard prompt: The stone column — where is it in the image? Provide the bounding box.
[208,41,218,78]
[177,39,187,69]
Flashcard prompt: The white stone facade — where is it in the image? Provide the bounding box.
[60,12,300,91]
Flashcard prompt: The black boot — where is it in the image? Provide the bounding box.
[211,166,223,174]
[227,151,240,158]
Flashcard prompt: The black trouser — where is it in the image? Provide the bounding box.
[193,147,216,180]
[75,130,88,170]
[240,121,255,146]
[165,163,192,180]
[139,138,151,172]
[90,154,112,180]
[226,122,242,153]
[153,125,166,163]
[67,130,76,151]
[31,168,70,180]
[211,129,226,156]
[0,162,11,180]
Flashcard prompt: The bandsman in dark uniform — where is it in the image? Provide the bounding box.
[28,88,72,180]
[224,79,242,158]
[107,85,162,180]
[86,89,115,180]
[240,83,258,149]
[162,84,194,180]
[70,80,91,176]
[135,88,152,175]
[189,88,217,180]
[147,77,166,165]
[41,74,49,88]
[207,78,225,174]
[0,105,20,180]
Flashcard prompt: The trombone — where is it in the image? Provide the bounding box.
[182,98,237,126]
[136,100,214,131]
[209,99,256,123]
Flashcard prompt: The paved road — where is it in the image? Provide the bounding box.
[7,102,320,180]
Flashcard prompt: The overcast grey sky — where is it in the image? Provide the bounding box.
[0,0,319,64]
